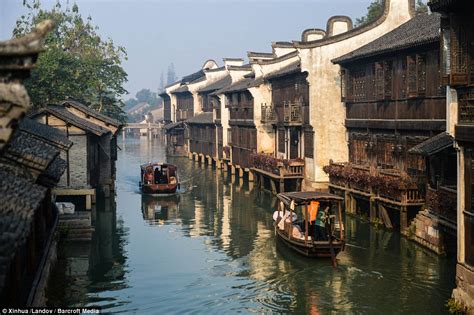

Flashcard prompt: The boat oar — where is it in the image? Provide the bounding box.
[325,216,338,269]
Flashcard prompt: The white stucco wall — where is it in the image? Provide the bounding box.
[298,0,414,187]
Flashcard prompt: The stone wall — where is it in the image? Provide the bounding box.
[452,263,474,313]
[411,209,445,254]
[68,134,88,188]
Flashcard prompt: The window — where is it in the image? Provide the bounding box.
[278,129,286,153]
[407,55,417,97]
[384,61,393,99]
[407,54,426,98]
[304,129,314,158]
[375,62,384,100]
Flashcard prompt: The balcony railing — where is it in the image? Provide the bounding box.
[250,153,304,178]
[459,99,474,124]
[325,161,425,205]
[261,103,277,123]
[426,185,457,224]
[283,100,303,124]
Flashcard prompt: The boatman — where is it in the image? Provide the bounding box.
[314,205,329,241]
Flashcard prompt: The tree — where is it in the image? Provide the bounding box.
[159,71,165,92]
[13,0,128,122]
[167,63,177,85]
[355,0,429,27]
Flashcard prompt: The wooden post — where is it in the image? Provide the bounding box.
[338,201,344,240]
[370,196,377,223]
[238,167,244,178]
[248,170,254,182]
[305,202,309,244]
[86,194,92,210]
[270,179,277,195]
[279,179,284,193]
[231,165,236,175]
[344,191,351,214]
[400,205,408,234]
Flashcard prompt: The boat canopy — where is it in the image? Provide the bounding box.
[277,191,343,206]
[140,162,176,170]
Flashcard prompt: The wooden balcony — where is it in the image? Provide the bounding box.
[426,185,457,225]
[261,104,277,123]
[326,161,425,206]
[250,153,304,194]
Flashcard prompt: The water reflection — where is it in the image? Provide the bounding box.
[47,138,456,314]
[141,194,180,224]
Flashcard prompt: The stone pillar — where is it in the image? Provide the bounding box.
[248,171,254,182]
[400,206,408,235]
[238,168,244,178]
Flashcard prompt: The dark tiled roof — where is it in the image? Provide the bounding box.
[37,105,110,136]
[206,66,226,73]
[212,77,263,95]
[186,112,214,125]
[62,100,121,128]
[265,61,302,80]
[164,121,185,130]
[40,156,67,184]
[227,64,252,71]
[198,75,232,93]
[408,132,454,156]
[248,51,274,58]
[0,169,47,292]
[159,91,170,98]
[19,118,72,150]
[171,85,190,94]
[181,70,205,84]
[333,13,441,64]
[4,130,59,172]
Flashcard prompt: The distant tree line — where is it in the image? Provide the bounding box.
[355,0,428,27]
[14,0,129,122]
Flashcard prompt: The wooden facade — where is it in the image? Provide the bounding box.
[270,71,310,160]
[161,93,172,123]
[429,0,474,309]
[175,91,194,121]
[329,14,445,232]
[226,90,257,169]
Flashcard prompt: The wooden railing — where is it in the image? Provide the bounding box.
[251,153,304,178]
[426,185,457,224]
[326,161,425,205]
[261,103,277,123]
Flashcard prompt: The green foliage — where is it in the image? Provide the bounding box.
[14,0,128,122]
[446,298,466,315]
[355,0,429,27]
[355,0,383,28]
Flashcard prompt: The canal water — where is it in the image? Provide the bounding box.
[47,138,456,314]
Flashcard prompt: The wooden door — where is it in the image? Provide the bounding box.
[290,128,300,159]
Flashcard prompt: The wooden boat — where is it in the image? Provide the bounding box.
[139,162,180,194]
[274,191,345,259]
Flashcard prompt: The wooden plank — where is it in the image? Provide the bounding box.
[379,204,393,229]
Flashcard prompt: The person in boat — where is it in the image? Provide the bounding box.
[144,167,153,184]
[154,166,162,184]
[314,204,329,241]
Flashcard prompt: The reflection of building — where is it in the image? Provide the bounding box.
[141,194,180,223]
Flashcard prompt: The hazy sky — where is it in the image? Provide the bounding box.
[1,0,378,98]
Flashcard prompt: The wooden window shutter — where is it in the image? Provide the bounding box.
[407,55,417,98]
[384,61,393,99]
[346,69,353,102]
[417,54,427,96]
[304,130,314,158]
[278,129,286,153]
[375,62,384,100]
[450,18,469,86]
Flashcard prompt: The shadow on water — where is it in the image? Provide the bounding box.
[46,138,456,314]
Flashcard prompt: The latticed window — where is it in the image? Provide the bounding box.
[353,71,366,101]
[384,61,393,99]
[375,62,384,100]
[407,55,417,97]
[304,130,314,158]
[278,129,286,153]
[349,137,368,165]
[417,54,426,95]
